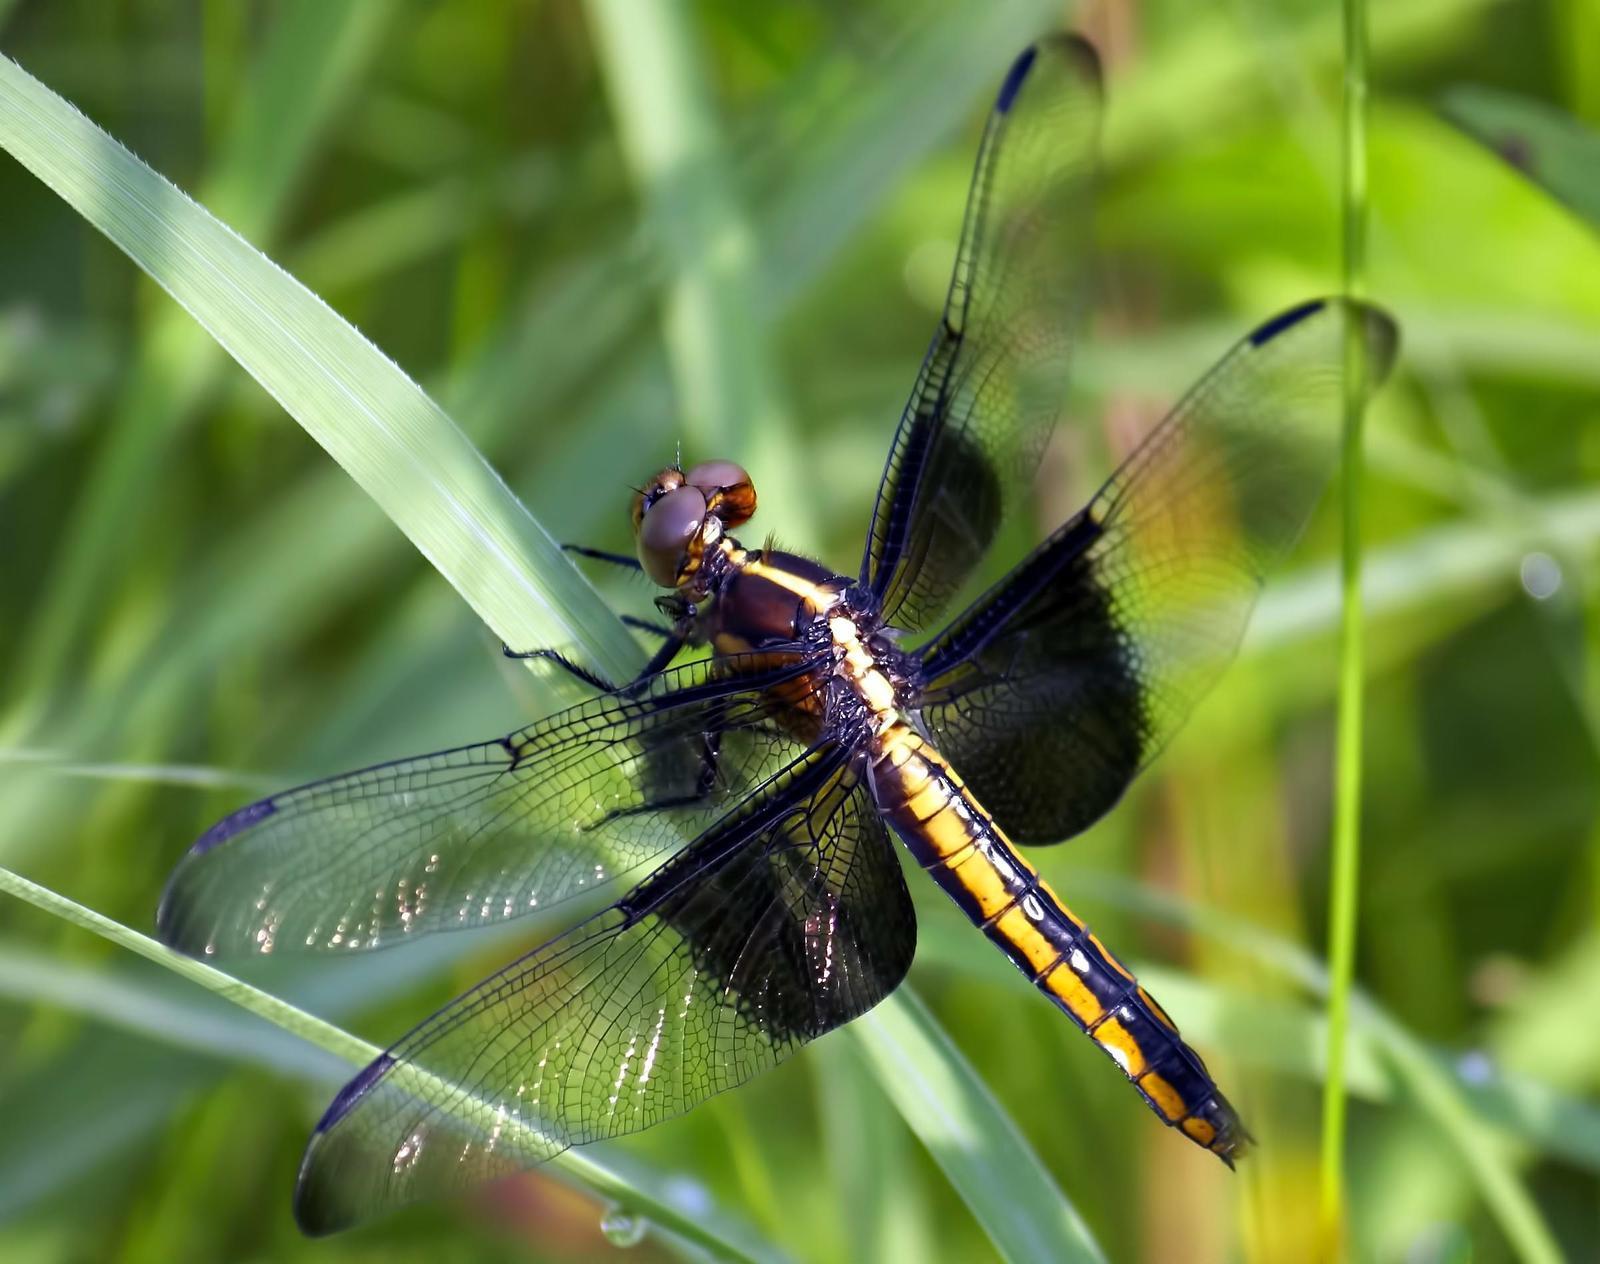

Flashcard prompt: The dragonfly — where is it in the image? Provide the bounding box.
[158,32,1397,1234]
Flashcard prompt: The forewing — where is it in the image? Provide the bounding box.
[918,299,1400,843]
[157,655,822,957]
[292,750,915,1234]
[860,34,1101,635]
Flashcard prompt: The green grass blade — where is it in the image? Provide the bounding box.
[6,1,396,721]
[0,868,783,1263]
[1443,86,1600,230]
[0,45,638,686]
[854,991,1107,1264]
[1320,0,1371,1251]
[585,0,809,536]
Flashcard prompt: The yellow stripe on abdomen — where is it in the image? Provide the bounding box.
[869,721,1250,1165]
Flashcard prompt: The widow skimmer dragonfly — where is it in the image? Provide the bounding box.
[158,33,1397,1234]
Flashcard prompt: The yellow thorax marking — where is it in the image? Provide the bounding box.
[739,549,839,612]
[828,614,898,720]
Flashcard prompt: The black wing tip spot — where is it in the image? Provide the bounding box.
[190,796,279,855]
[1249,298,1327,346]
[1043,32,1105,88]
[995,45,1039,114]
[998,35,1104,115]
[291,1182,340,1238]
[1248,295,1403,384]
[316,1052,397,1136]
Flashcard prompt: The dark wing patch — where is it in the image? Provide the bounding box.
[917,299,1400,843]
[291,750,914,1235]
[860,34,1101,636]
[157,654,822,957]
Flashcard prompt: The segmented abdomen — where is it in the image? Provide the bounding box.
[869,722,1248,1162]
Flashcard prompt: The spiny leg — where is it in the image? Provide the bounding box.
[563,542,642,573]
[501,645,618,692]
[503,623,690,693]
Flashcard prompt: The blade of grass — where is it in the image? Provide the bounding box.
[1320,0,1371,1254]
[0,45,639,686]
[1443,86,1600,230]
[585,0,809,538]
[854,991,1107,1264]
[0,944,346,1082]
[0,868,784,1263]
[5,0,396,729]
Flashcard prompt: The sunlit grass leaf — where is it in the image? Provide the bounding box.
[9,0,395,714]
[854,992,1107,1264]
[0,47,637,689]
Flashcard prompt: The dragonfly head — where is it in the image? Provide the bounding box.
[631,459,757,589]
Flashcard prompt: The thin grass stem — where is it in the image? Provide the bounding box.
[1319,0,1370,1254]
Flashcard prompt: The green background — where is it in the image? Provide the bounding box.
[3,0,1599,1260]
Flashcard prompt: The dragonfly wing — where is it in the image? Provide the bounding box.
[157,654,822,957]
[292,746,913,1234]
[918,299,1400,843]
[859,34,1101,636]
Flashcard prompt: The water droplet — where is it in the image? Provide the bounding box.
[600,1207,648,1248]
[1519,551,1562,601]
[1455,1049,1496,1086]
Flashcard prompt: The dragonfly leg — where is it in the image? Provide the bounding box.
[621,614,676,641]
[504,623,690,694]
[630,630,689,682]
[563,542,642,573]
[502,645,619,692]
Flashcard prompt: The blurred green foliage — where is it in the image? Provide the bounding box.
[3,1,1600,1261]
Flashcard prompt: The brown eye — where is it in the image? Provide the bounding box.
[631,466,686,531]
[685,459,756,528]
[684,459,748,493]
[636,484,707,587]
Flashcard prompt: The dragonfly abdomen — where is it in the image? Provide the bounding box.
[869,722,1249,1164]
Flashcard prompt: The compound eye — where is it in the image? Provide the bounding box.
[636,484,707,587]
[684,459,748,493]
[631,466,686,531]
[685,459,756,528]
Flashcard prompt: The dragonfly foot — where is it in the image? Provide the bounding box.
[502,644,618,692]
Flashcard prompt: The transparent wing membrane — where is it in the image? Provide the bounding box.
[861,35,1101,635]
[158,656,821,956]
[292,752,914,1234]
[919,299,1400,843]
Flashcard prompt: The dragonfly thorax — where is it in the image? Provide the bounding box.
[827,612,903,732]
